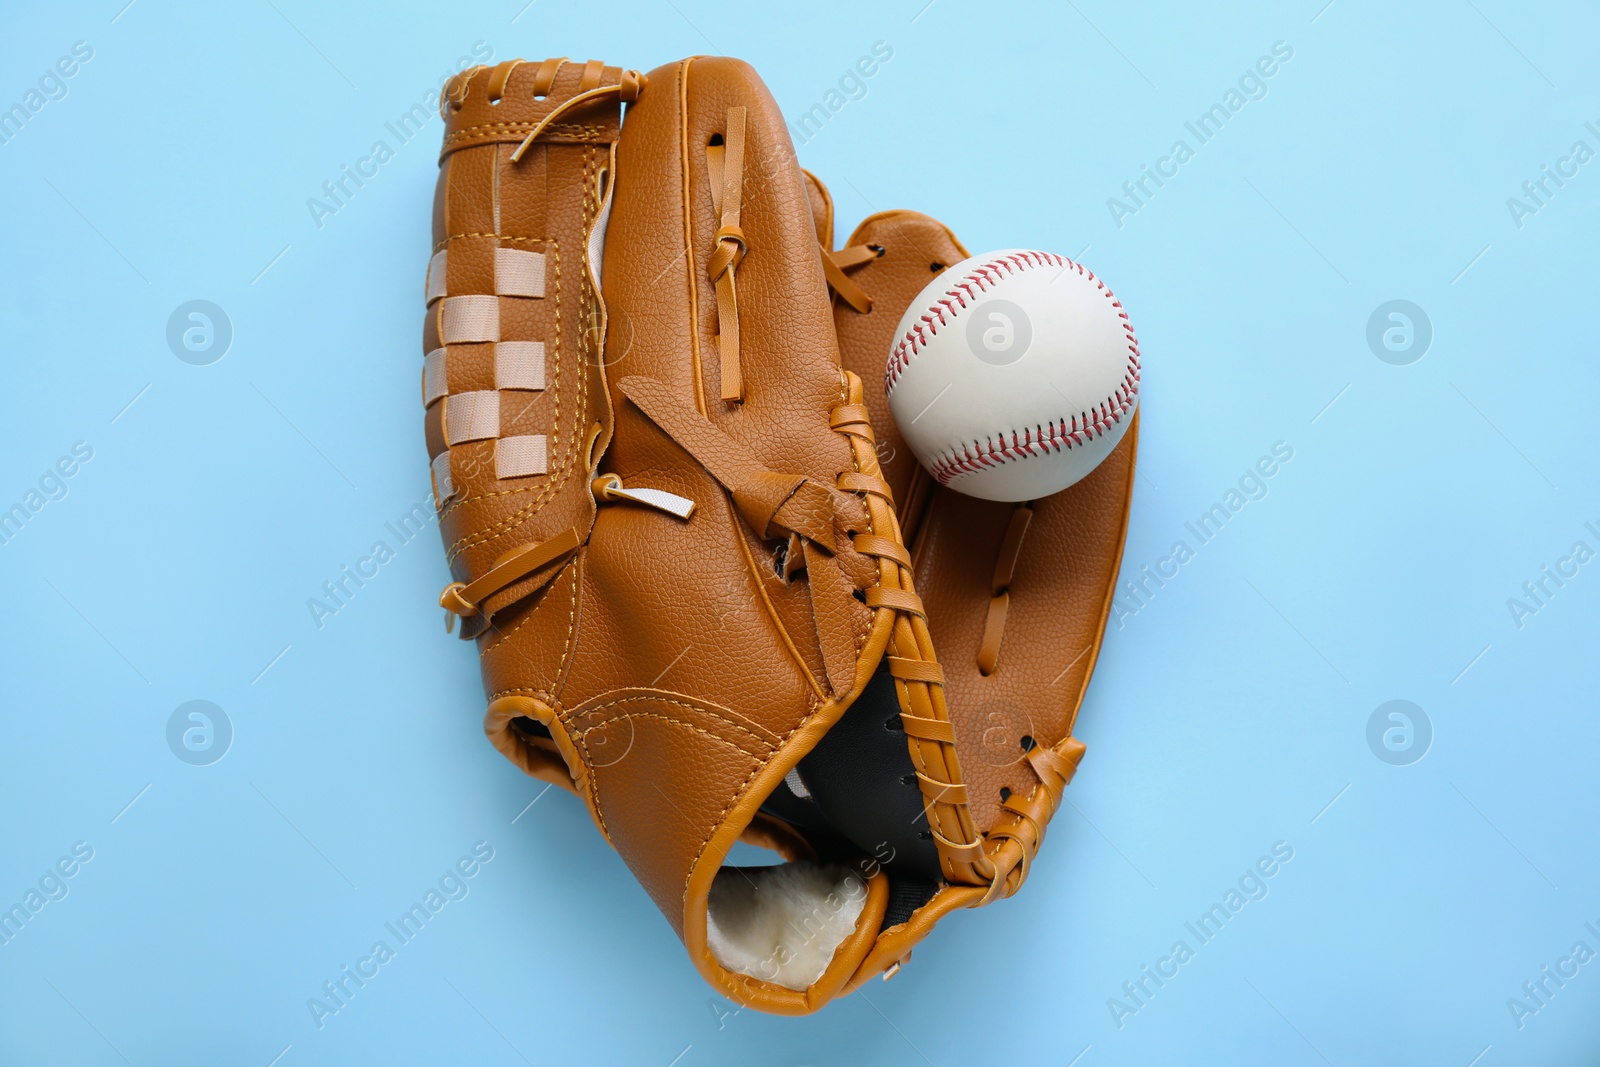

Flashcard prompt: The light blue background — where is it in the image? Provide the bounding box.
[3,1,1597,1064]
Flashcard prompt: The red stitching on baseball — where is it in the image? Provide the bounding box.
[886,250,1134,393]
[886,249,1141,485]
[926,381,1139,487]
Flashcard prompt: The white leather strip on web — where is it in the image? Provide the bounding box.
[494,248,546,297]
[495,341,545,391]
[441,296,500,343]
[425,249,448,304]
[444,391,500,444]
[423,348,448,406]
[496,435,548,478]
[431,450,454,504]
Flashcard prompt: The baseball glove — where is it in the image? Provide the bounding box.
[420,54,1136,1016]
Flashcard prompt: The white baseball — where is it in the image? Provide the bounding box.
[884,249,1141,502]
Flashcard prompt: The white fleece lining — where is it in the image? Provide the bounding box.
[706,862,868,990]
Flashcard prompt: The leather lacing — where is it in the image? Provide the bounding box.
[706,108,748,401]
[454,57,647,162]
[829,241,1034,678]
[978,503,1032,675]
[982,738,1086,901]
[829,391,987,885]
[440,527,581,633]
[438,468,694,635]
[821,243,879,314]
[619,375,886,693]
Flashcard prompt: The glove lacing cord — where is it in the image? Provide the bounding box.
[820,238,1035,679]
[706,108,748,401]
[820,243,879,313]
[504,64,647,162]
[617,374,990,884]
[438,473,695,636]
[978,503,1033,675]
[844,412,1083,899]
[439,527,582,634]
[832,403,990,888]
[983,738,1087,901]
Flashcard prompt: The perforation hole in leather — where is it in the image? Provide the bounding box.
[999,787,1012,802]
[929,261,945,272]
[1020,735,1036,752]
[708,132,724,146]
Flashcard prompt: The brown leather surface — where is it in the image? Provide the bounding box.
[831,210,1138,844]
[428,56,973,1015]
[543,54,873,936]
[427,59,625,647]
[585,60,979,1005]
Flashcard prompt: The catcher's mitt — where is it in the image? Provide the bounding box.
[421,54,1136,1015]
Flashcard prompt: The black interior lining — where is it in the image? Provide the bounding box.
[882,875,941,930]
[796,663,944,882]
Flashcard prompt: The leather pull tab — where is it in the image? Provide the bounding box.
[592,474,696,520]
